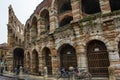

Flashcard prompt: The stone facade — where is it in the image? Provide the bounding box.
[0,43,7,63]
[7,5,24,71]
[7,0,120,79]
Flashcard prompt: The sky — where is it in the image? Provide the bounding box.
[0,0,43,44]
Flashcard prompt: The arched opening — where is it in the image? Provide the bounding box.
[87,40,110,77]
[59,16,73,27]
[40,9,50,32]
[13,48,24,69]
[109,0,120,11]
[31,17,38,41]
[81,0,101,14]
[58,0,72,14]
[26,24,30,42]
[24,29,27,43]
[13,34,15,38]
[0,53,4,62]
[42,47,52,75]
[59,44,77,69]
[19,39,21,44]
[32,49,39,73]
[118,41,120,58]
[15,37,18,42]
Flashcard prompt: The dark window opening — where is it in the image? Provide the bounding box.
[32,50,39,73]
[109,0,120,11]
[45,48,52,75]
[32,17,37,27]
[31,17,38,40]
[82,0,101,14]
[59,2,72,14]
[118,42,120,58]
[13,48,24,69]
[40,10,50,32]
[59,16,73,27]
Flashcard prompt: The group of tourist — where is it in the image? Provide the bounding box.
[14,65,29,75]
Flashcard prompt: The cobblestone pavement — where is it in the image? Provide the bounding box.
[1,74,44,80]
[0,75,18,80]
[0,75,41,80]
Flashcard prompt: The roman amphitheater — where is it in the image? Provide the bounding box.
[6,0,120,79]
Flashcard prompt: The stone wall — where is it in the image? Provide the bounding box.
[7,5,24,71]
[7,0,120,79]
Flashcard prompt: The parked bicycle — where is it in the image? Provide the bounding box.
[73,68,92,80]
[56,68,70,79]
[56,67,92,80]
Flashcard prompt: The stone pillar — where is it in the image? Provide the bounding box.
[108,50,120,65]
[50,6,59,33]
[81,53,87,69]
[24,51,27,69]
[52,56,59,75]
[79,52,87,70]
[37,19,41,37]
[39,17,45,33]
[108,49,120,80]
[6,51,13,72]
[99,0,111,14]
[71,0,82,21]
[30,25,37,40]
[51,49,59,75]
[71,21,81,38]
[7,25,13,48]
[39,53,44,75]
[30,52,33,73]
[76,45,87,70]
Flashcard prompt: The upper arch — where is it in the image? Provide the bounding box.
[81,36,110,52]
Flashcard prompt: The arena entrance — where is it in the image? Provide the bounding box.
[13,48,24,69]
[59,44,77,69]
[87,40,110,77]
[32,49,39,73]
[42,47,52,75]
[118,41,120,58]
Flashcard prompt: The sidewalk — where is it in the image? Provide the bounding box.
[1,72,110,80]
[1,72,74,80]
[1,71,46,80]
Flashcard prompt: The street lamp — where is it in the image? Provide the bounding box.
[0,56,2,75]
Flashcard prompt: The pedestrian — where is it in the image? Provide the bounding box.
[16,68,20,75]
[14,67,17,75]
[1,62,4,74]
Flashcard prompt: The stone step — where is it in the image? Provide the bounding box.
[116,77,120,80]
[50,77,109,80]
[92,77,108,80]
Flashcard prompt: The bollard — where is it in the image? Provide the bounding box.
[19,66,23,75]
[44,66,48,77]
[69,66,75,80]
[108,66,116,80]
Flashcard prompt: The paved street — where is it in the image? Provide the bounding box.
[0,75,50,80]
[1,72,44,80]
[0,75,18,80]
